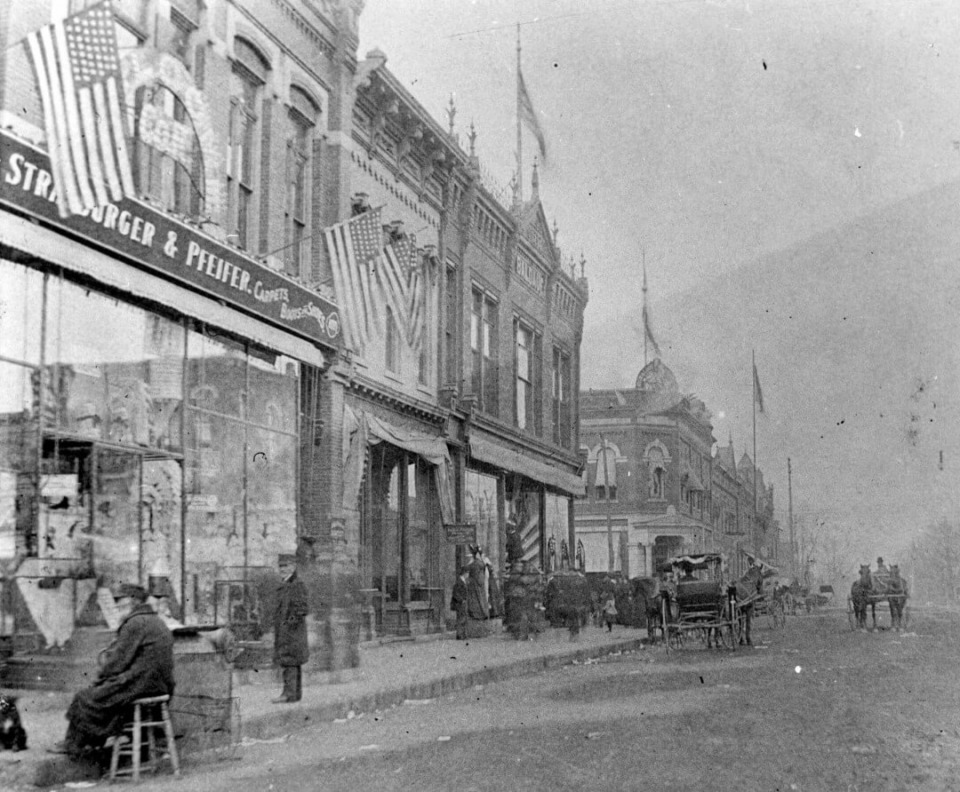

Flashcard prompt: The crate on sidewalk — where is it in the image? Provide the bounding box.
[171,651,241,761]
[170,693,240,760]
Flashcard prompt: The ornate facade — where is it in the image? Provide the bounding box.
[575,359,778,579]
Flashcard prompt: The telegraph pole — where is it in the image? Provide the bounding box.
[600,433,614,573]
[788,457,795,577]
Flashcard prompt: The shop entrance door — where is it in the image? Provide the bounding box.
[362,444,441,637]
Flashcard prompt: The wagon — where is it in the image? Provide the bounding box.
[847,569,910,631]
[753,576,788,630]
[661,553,740,650]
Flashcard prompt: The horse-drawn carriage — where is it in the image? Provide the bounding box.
[848,564,909,631]
[753,574,788,630]
[658,553,777,650]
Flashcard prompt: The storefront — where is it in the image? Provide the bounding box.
[0,130,341,659]
[342,404,454,637]
[467,432,583,576]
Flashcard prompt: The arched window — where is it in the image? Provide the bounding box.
[593,443,618,501]
[228,39,269,250]
[285,86,319,276]
[133,83,205,217]
[646,447,666,499]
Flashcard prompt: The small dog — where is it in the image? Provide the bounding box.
[0,694,27,751]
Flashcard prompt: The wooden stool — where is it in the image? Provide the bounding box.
[108,694,180,783]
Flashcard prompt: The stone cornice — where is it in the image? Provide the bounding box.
[348,374,448,426]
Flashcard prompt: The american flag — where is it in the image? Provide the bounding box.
[324,208,432,358]
[324,208,385,350]
[25,0,136,218]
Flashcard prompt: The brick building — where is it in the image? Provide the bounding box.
[575,358,777,580]
[0,0,589,682]
[333,54,588,640]
[0,0,358,681]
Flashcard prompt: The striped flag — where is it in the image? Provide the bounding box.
[323,209,433,359]
[753,361,765,413]
[25,0,136,218]
[519,67,546,163]
[324,208,384,350]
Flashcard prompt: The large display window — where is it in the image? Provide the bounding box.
[0,259,301,648]
[465,469,500,571]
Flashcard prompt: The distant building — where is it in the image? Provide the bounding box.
[575,359,777,579]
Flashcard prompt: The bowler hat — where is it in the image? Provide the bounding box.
[114,584,148,602]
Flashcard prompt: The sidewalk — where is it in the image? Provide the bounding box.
[2,624,649,788]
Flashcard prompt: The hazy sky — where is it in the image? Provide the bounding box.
[360,0,960,319]
[358,1,960,560]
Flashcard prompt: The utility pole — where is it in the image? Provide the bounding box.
[600,433,614,573]
[788,457,795,577]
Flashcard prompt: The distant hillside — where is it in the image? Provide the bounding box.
[581,180,960,557]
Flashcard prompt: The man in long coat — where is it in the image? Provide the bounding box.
[450,567,470,639]
[51,584,174,760]
[273,554,309,703]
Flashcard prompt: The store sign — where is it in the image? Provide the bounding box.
[444,523,477,545]
[0,131,341,350]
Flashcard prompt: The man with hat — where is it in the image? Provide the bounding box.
[50,583,175,761]
[272,553,309,703]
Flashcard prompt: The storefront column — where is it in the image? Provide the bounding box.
[322,360,360,670]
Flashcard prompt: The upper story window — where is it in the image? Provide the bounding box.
[593,443,617,501]
[386,305,399,373]
[227,39,268,251]
[285,87,318,277]
[132,83,204,218]
[646,446,666,500]
[514,320,541,434]
[471,287,499,417]
[552,347,571,449]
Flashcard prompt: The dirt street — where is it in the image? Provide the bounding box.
[16,607,960,791]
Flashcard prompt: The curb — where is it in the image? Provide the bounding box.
[242,636,646,740]
[25,635,646,787]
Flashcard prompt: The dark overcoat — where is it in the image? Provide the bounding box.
[273,572,309,667]
[65,602,175,751]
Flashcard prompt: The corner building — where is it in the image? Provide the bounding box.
[575,359,778,580]
[0,0,357,682]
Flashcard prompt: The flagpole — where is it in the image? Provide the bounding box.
[642,249,648,368]
[752,349,758,541]
[516,23,523,203]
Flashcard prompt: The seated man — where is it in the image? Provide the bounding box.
[678,562,697,583]
[51,584,175,762]
[875,556,888,575]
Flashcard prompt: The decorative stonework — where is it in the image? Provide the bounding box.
[122,50,224,219]
[268,0,336,60]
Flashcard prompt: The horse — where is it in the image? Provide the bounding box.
[885,565,909,631]
[731,565,765,646]
[850,564,872,630]
[630,577,670,642]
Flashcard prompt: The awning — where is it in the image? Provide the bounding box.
[341,407,454,523]
[469,434,585,497]
[1,212,327,368]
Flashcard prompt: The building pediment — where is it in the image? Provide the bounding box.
[518,199,560,269]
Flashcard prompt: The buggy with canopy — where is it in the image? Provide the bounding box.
[661,553,740,650]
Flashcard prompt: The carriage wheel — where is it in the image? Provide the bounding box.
[714,620,734,650]
[661,596,673,650]
[668,625,684,650]
[847,597,856,630]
